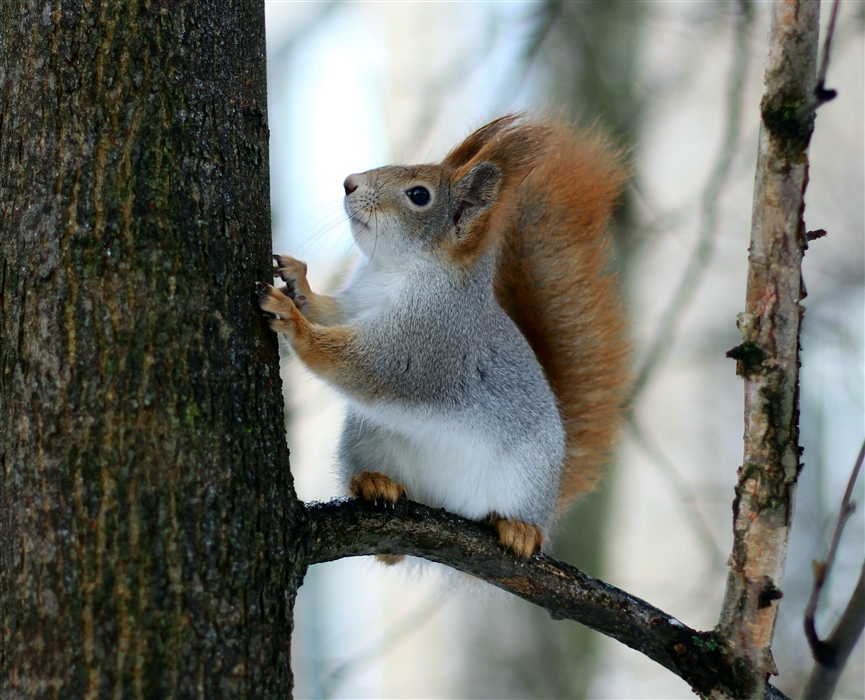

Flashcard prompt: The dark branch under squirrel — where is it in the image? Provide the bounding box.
[306,499,790,700]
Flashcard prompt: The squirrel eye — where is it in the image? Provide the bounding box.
[406,186,431,206]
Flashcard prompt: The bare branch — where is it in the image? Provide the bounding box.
[815,0,841,86]
[797,0,842,119]
[805,440,864,653]
[717,0,821,695]
[802,562,865,700]
[801,440,865,700]
[307,498,790,699]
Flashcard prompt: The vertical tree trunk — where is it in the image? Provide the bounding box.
[0,1,305,696]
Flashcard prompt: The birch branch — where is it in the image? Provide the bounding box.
[718,0,820,695]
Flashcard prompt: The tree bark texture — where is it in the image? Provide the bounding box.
[0,1,305,697]
[720,0,819,696]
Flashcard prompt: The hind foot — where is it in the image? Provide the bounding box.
[492,517,544,558]
[348,470,407,507]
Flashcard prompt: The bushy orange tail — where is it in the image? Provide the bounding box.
[492,119,630,505]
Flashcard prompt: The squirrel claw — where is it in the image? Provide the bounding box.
[349,470,407,507]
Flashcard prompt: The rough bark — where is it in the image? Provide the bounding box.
[719,0,819,696]
[0,1,305,697]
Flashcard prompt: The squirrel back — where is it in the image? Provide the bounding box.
[444,115,630,506]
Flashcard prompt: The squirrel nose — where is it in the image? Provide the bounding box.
[343,175,359,196]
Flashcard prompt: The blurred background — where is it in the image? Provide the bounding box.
[264,2,864,698]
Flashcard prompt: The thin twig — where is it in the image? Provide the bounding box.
[803,439,865,663]
[630,3,753,399]
[802,562,865,700]
[797,0,842,119]
[815,0,841,86]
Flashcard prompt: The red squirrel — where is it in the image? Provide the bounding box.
[258,115,629,558]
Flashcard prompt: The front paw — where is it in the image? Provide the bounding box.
[256,281,300,337]
[273,254,314,313]
[348,470,407,507]
[273,254,307,294]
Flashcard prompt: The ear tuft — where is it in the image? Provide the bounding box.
[448,116,552,199]
[442,115,555,261]
[442,114,524,168]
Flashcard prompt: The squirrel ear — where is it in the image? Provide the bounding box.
[444,118,552,263]
[451,162,502,230]
[442,114,523,168]
[449,118,551,199]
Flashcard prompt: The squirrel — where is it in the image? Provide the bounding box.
[257,115,629,559]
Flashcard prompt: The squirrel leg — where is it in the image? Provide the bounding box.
[272,254,341,325]
[491,516,544,558]
[257,282,375,397]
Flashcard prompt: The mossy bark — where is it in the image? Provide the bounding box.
[0,1,305,697]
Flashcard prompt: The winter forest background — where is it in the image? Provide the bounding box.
[264,2,864,698]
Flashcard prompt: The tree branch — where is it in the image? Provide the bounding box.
[802,562,865,700]
[797,0,842,119]
[717,0,820,694]
[306,498,789,699]
[801,441,865,699]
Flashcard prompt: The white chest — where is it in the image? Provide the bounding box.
[349,402,543,523]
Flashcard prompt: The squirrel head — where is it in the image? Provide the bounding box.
[343,115,550,268]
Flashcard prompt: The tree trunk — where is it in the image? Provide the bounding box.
[0,1,305,696]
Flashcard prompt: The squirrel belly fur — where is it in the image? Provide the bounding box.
[257,115,630,558]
